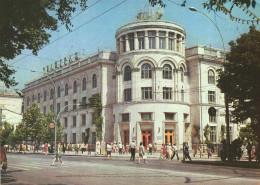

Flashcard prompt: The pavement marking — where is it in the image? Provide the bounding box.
[8,165,29,171]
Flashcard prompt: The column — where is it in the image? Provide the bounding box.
[174,33,177,52]
[144,30,149,49]
[125,35,129,52]
[120,37,123,53]
[134,32,138,50]
[182,38,185,55]
[155,30,159,49]
[165,31,169,50]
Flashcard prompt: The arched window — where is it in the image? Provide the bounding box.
[44,91,47,101]
[32,95,35,102]
[38,93,40,103]
[27,96,30,106]
[73,80,77,93]
[162,64,172,79]
[180,67,184,82]
[50,88,54,100]
[208,70,215,84]
[141,63,152,79]
[57,86,61,98]
[124,66,131,81]
[82,77,87,91]
[65,84,68,96]
[92,74,97,88]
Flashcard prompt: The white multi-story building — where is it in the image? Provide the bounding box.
[22,12,242,149]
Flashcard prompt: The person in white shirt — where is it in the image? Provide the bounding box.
[107,142,112,160]
[118,142,123,154]
[171,143,179,160]
[130,141,136,161]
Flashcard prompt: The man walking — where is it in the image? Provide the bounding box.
[118,142,123,154]
[130,141,136,161]
[171,144,179,160]
[183,142,192,162]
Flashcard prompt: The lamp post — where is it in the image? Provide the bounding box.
[31,70,57,155]
[189,7,230,161]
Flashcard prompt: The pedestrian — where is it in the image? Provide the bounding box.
[81,142,85,154]
[247,142,252,161]
[107,142,112,160]
[27,144,31,154]
[122,144,125,154]
[208,148,212,159]
[166,143,172,161]
[22,143,26,155]
[171,144,179,161]
[193,146,197,157]
[153,143,157,154]
[138,142,147,164]
[1,145,7,173]
[63,143,66,154]
[130,141,136,161]
[183,142,192,162]
[162,144,167,159]
[251,145,256,160]
[148,143,153,155]
[51,141,64,166]
[88,142,92,155]
[118,142,123,154]
[44,143,48,155]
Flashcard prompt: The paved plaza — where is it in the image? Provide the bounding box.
[1,153,260,185]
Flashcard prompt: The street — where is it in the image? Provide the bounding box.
[1,153,260,185]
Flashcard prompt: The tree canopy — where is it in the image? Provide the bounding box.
[0,0,87,88]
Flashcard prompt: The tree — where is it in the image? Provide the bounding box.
[217,26,260,163]
[203,124,210,142]
[220,125,226,142]
[13,122,27,144]
[0,0,87,88]
[0,121,14,145]
[239,123,257,143]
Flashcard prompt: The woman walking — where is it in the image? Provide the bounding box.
[138,142,147,164]
[51,142,64,166]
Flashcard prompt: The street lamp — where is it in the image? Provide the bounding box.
[189,7,231,161]
[31,70,57,155]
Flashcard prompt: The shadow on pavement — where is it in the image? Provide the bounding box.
[186,160,260,169]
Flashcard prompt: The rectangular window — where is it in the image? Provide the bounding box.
[81,97,87,108]
[43,106,46,115]
[57,103,60,114]
[82,114,86,125]
[208,91,216,103]
[137,32,145,49]
[128,33,134,51]
[50,104,53,112]
[65,101,68,112]
[165,113,175,121]
[122,113,129,122]
[64,117,68,128]
[92,114,96,124]
[163,87,172,100]
[159,38,165,49]
[92,132,96,144]
[82,132,85,142]
[73,99,77,110]
[73,116,76,127]
[148,31,156,49]
[142,87,152,100]
[124,88,132,102]
[73,133,76,144]
[38,93,40,103]
[168,32,174,50]
[141,113,152,121]
[122,36,126,52]
[210,126,217,143]
[64,134,67,144]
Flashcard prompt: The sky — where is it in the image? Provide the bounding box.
[6,0,260,91]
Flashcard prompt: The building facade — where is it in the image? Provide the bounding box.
[22,16,243,149]
[0,92,23,129]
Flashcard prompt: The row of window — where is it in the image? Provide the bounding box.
[121,112,189,122]
[209,126,233,143]
[123,87,185,102]
[119,31,183,53]
[26,75,97,106]
[123,64,185,82]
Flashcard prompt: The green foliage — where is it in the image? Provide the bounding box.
[204,139,214,150]
[239,123,257,143]
[12,122,27,143]
[230,138,243,162]
[89,93,103,140]
[0,121,14,145]
[203,124,210,142]
[0,0,87,88]
[193,125,201,143]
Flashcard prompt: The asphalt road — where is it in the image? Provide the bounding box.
[1,153,260,185]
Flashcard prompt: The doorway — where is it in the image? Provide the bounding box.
[165,130,174,145]
[142,130,152,149]
[123,130,129,147]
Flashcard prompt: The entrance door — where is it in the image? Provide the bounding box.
[142,130,152,149]
[124,130,129,147]
[165,130,174,145]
